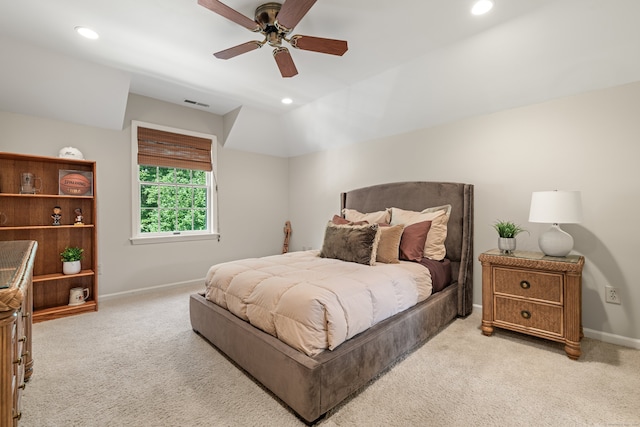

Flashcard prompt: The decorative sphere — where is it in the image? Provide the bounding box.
[60,173,91,195]
[58,146,84,160]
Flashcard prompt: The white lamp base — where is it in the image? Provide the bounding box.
[538,224,573,257]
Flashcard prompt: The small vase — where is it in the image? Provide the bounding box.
[63,260,81,275]
[498,238,516,254]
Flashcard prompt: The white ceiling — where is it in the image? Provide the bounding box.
[1,0,640,157]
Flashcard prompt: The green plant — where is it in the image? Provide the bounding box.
[492,220,528,238]
[60,246,84,262]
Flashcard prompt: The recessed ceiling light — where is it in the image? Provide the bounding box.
[471,0,494,16]
[281,97,293,105]
[75,26,99,40]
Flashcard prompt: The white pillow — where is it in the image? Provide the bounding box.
[342,208,390,224]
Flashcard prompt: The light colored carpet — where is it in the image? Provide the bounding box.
[21,284,640,426]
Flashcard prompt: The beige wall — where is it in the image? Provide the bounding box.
[2,84,638,344]
[0,94,289,296]
[288,82,640,343]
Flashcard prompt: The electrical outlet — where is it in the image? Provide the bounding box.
[605,286,621,305]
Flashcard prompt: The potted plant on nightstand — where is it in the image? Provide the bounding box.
[492,220,528,254]
[61,246,83,275]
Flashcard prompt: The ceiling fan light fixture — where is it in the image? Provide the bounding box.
[471,0,494,16]
[74,26,99,40]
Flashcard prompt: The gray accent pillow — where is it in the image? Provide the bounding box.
[320,222,380,266]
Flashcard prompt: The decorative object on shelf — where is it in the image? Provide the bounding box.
[74,208,84,225]
[68,287,90,306]
[529,190,583,257]
[51,206,62,226]
[61,246,83,275]
[58,146,85,160]
[59,169,93,196]
[492,220,527,254]
[20,172,42,194]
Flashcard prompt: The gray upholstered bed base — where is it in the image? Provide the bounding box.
[190,181,474,423]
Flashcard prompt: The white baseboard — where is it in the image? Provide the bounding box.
[582,328,640,350]
[100,278,204,301]
[472,304,640,350]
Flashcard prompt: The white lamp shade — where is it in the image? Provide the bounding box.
[529,191,583,224]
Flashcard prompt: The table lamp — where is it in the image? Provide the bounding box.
[528,190,582,257]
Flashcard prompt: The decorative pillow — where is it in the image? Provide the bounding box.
[342,208,390,224]
[331,215,351,225]
[390,205,451,261]
[399,221,432,262]
[376,224,405,264]
[332,215,368,226]
[320,222,381,266]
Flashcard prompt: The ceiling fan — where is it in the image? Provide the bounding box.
[198,0,348,78]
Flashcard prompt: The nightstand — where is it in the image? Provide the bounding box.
[479,249,585,360]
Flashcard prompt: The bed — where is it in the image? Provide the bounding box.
[190,181,474,423]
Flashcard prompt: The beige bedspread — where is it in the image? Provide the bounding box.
[204,250,433,356]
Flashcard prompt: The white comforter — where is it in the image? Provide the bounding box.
[205,250,433,356]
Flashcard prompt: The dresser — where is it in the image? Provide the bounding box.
[0,240,36,425]
[479,249,585,360]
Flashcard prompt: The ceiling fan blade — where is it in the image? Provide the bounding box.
[273,47,298,78]
[275,0,317,32]
[214,41,263,60]
[198,0,260,32]
[290,35,348,56]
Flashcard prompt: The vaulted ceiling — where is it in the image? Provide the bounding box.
[1,0,639,157]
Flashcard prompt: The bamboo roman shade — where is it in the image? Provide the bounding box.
[137,126,213,171]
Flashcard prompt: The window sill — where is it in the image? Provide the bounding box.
[129,233,220,245]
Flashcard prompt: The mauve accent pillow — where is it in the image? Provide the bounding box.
[399,221,432,262]
[376,224,405,264]
[332,215,368,226]
[342,208,390,224]
[320,222,381,266]
[332,215,351,225]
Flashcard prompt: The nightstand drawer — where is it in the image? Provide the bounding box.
[494,267,563,303]
[494,296,563,336]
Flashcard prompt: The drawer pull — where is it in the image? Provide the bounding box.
[18,383,26,390]
[520,280,531,289]
[521,310,532,319]
[22,312,30,319]
[19,335,27,343]
[13,356,22,365]
[14,411,22,421]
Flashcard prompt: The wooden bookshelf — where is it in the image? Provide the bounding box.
[0,152,98,322]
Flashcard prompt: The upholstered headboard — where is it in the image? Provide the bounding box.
[341,181,474,316]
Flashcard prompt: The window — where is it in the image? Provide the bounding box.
[130,121,218,244]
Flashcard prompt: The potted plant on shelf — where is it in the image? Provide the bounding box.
[492,220,528,254]
[60,246,83,275]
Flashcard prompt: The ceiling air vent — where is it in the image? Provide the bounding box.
[184,99,210,108]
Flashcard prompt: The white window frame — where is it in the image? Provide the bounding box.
[129,120,219,245]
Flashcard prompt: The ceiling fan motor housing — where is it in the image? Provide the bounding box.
[256,2,287,47]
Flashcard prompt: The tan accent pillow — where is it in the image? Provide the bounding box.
[398,221,431,261]
[376,224,405,264]
[320,222,381,266]
[342,208,390,224]
[390,205,451,261]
